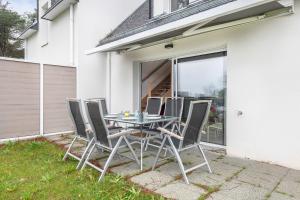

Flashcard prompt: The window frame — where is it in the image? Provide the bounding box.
[151,0,202,18]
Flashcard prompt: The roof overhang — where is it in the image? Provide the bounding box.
[42,0,78,21]
[86,0,294,54]
[18,22,38,40]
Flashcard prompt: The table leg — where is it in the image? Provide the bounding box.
[140,139,144,171]
[140,126,144,171]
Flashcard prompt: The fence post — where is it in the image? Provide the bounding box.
[40,63,44,136]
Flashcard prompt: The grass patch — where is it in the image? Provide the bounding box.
[0,140,163,200]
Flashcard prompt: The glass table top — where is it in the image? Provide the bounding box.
[104,114,178,125]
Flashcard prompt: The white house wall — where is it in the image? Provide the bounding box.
[74,0,144,102]
[26,33,39,61]
[110,1,300,170]
[25,0,145,103]
[26,0,71,66]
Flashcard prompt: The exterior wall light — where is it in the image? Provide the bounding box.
[165,43,174,49]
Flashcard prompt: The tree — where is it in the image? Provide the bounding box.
[23,9,38,27]
[0,0,8,9]
[0,0,26,58]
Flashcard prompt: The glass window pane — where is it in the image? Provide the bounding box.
[176,54,226,145]
[171,0,189,11]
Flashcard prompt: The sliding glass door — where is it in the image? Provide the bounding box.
[173,52,227,145]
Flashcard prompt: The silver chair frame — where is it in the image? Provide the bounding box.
[129,96,163,164]
[144,97,184,151]
[163,96,184,132]
[81,100,140,182]
[87,97,121,129]
[152,100,213,184]
[63,98,94,170]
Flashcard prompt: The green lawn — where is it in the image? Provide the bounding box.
[0,140,162,200]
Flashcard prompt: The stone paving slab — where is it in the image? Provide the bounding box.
[269,191,297,200]
[47,135,65,142]
[246,162,289,178]
[237,167,282,190]
[218,155,254,168]
[180,149,220,163]
[69,142,86,149]
[155,162,183,177]
[46,134,300,200]
[282,169,300,182]
[276,179,300,199]
[188,160,242,187]
[155,181,206,200]
[208,180,269,200]
[131,171,174,191]
[97,151,136,167]
[111,156,155,177]
[55,139,73,145]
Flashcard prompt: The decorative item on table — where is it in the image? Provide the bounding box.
[124,111,130,118]
[136,111,143,122]
[143,112,148,119]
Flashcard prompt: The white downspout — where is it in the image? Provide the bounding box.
[106,52,112,112]
[24,39,27,60]
[69,4,74,66]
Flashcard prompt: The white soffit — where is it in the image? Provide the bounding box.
[19,22,38,40]
[42,0,78,21]
[19,29,37,40]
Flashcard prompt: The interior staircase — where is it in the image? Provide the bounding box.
[141,74,172,111]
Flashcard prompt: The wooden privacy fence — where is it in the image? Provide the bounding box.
[0,58,76,140]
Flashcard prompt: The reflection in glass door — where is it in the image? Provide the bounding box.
[174,52,227,145]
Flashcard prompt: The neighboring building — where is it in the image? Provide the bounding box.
[20,0,300,171]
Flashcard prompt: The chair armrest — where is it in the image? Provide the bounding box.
[107,129,133,139]
[157,127,184,141]
[180,122,186,127]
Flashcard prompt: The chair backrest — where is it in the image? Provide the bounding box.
[87,98,108,115]
[146,97,163,115]
[67,99,87,138]
[180,100,211,148]
[100,99,108,115]
[84,100,110,146]
[164,97,184,120]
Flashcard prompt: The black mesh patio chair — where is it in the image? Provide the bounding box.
[145,97,163,115]
[163,97,184,130]
[63,99,94,170]
[144,97,163,130]
[81,100,139,182]
[87,98,121,130]
[152,100,213,184]
[144,97,184,151]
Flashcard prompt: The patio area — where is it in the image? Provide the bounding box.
[48,133,300,200]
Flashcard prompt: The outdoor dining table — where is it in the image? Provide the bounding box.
[104,114,178,171]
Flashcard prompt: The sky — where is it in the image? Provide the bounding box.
[7,0,36,15]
